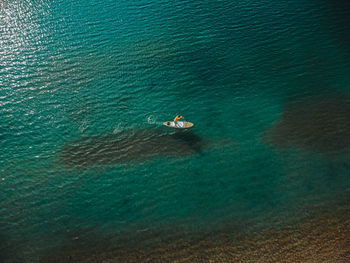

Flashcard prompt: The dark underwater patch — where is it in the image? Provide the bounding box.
[60,128,206,168]
[264,95,350,153]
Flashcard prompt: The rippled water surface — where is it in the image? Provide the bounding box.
[1,0,350,262]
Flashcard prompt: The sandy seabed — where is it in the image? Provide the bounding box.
[41,204,350,263]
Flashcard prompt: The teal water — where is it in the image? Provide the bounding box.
[1,0,350,262]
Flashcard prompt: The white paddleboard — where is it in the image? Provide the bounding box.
[163,121,194,129]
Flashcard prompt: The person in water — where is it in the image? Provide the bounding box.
[174,115,183,127]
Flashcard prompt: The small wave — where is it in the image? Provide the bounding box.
[113,123,125,134]
[147,115,156,124]
[79,120,89,133]
[147,115,163,126]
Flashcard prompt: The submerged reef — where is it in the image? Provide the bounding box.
[60,128,207,167]
[264,95,350,153]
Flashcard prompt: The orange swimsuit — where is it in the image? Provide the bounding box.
[174,116,181,122]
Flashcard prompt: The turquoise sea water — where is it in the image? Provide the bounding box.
[1,0,350,262]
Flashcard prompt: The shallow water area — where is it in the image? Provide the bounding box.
[1,0,350,262]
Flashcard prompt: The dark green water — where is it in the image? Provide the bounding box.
[1,0,350,262]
